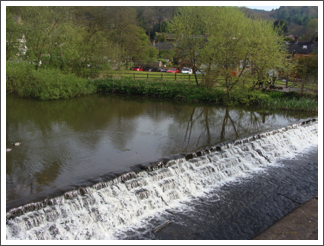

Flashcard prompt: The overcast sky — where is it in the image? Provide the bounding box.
[246,6,280,11]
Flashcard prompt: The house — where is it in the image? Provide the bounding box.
[288,35,318,59]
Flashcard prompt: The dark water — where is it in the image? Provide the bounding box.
[5,93,317,211]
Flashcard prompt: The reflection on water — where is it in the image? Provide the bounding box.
[5,93,317,210]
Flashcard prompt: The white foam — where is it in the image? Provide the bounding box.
[6,122,318,240]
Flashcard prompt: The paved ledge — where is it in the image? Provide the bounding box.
[253,195,318,240]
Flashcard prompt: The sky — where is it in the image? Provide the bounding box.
[246,6,280,11]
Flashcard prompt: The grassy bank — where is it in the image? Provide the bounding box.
[6,63,318,112]
[258,91,318,111]
[93,78,318,112]
[6,62,96,100]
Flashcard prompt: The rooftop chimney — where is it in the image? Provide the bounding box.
[312,35,316,43]
[152,40,155,46]
[295,35,298,44]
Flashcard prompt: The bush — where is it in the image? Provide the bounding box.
[258,97,317,112]
[268,91,283,99]
[230,89,270,106]
[6,62,96,100]
[93,78,227,103]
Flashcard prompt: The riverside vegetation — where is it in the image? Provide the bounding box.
[5,6,318,112]
[6,62,318,112]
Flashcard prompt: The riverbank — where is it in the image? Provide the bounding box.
[93,78,318,112]
[253,194,319,240]
[6,63,318,111]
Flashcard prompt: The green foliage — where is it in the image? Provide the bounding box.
[93,78,317,111]
[6,8,25,60]
[294,56,318,79]
[293,55,318,95]
[273,19,289,35]
[93,78,227,103]
[229,89,271,106]
[268,91,283,99]
[274,6,318,26]
[259,97,317,112]
[161,21,169,32]
[6,62,96,100]
[283,37,294,42]
[6,6,158,73]
[158,49,175,62]
[241,6,318,42]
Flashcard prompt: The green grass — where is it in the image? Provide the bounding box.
[259,97,318,111]
[105,70,205,83]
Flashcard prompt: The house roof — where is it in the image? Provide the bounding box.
[288,40,318,54]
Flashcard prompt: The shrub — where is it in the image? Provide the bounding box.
[268,91,283,99]
[258,97,317,112]
[6,62,96,100]
[93,78,227,103]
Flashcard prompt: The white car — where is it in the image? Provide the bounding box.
[181,67,193,74]
[195,69,205,75]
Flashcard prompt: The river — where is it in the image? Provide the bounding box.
[5,93,318,240]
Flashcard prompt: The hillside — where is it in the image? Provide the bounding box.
[239,6,318,41]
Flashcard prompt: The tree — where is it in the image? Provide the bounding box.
[66,6,113,76]
[273,19,288,35]
[153,6,176,32]
[278,55,297,89]
[205,8,284,97]
[169,6,286,102]
[302,16,311,27]
[281,10,289,20]
[306,18,318,31]
[161,20,169,33]
[6,7,25,60]
[13,6,70,70]
[142,7,157,40]
[123,25,156,67]
[168,6,207,86]
[106,7,139,70]
[294,55,318,94]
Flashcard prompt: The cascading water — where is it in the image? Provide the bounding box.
[6,119,318,240]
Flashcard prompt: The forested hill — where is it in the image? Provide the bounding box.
[239,6,318,41]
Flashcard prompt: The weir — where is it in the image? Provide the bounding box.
[6,119,318,240]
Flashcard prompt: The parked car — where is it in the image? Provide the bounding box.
[132,66,143,71]
[166,68,180,73]
[156,68,167,72]
[143,67,156,72]
[195,69,205,75]
[181,67,193,74]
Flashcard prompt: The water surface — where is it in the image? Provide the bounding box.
[6,93,317,210]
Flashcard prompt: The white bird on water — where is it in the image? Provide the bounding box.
[12,142,21,146]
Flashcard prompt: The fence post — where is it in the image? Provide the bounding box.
[189,74,190,82]
[161,73,163,80]
[134,73,135,79]
[175,73,177,81]
[147,73,149,80]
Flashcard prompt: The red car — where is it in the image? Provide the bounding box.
[132,66,143,71]
[166,68,180,73]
